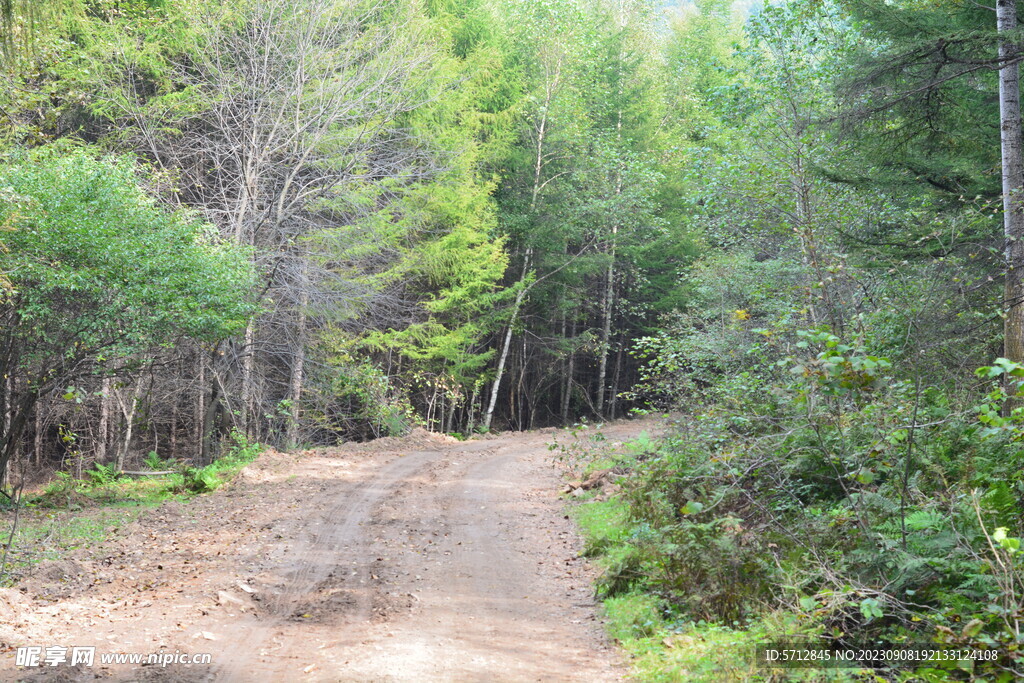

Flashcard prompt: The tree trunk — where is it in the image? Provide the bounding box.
[1000,0,1024,364]
[33,401,42,468]
[598,37,625,418]
[483,251,532,431]
[559,310,568,423]
[240,320,256,439]
[2,374,10,457]
[466,384,478,434]
[439,390,446,433]
[446,392,457,435]
[596,244,616,418]
[97,376,111,463]
[201,369,220,465]
[285,287,308,451]
[483,54,563,432]
[562,318,576,424]
[285,340,305,449]
[170,398,178,461]
[1,374,11,490]
[509,357,518,430]
[0,389,37,490]
[196,353,207,462]
[610,333,624,420]
[115,378,144,472]
[792,147,820,327]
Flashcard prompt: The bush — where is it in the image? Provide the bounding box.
[307,349,415,441]
[178,465,221,494]
[144,451,175,471]
[595,333,1024,678]
[85,463,125,487]
[169,429,262,494]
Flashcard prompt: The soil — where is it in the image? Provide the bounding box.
[0,419,661,682]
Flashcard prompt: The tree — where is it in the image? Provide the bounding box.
[998,0,1024,364]
[482,0,584,431]
[301,0,517,437]
[480,0,679,428]
[0,146,254,488]
[78,0,453,446]
[835,0,1023,357]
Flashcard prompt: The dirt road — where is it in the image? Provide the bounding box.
[0,422,651,681]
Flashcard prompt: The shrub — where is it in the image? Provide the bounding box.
[593,333,1024,677]
[85,463,124,487]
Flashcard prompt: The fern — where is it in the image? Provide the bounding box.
[905,509,947,531]
[86,462,122,486]
[981,482,1017,525]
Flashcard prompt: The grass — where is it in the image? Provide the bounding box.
[569,443,860,682]
[0,503,148,584]
[32,473,188,509]
[601,592,863,682]
[573,497,632,555]
[0,434,263,585]
[548,423,624,479]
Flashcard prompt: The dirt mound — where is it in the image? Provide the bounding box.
[309,426,461,456]
[235,448,297,483]
[24,559,87,591]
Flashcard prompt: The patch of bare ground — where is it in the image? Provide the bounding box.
[0,418,665,681]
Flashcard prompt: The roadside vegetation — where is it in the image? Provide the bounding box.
[568,348,1024,681]
[545,0,1024,680]
[0,431,262,585]
[3,0,1024,680]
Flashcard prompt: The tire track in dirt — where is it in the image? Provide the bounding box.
[332,440,623,681]
[1,422,656,682]
[209,449,440,681]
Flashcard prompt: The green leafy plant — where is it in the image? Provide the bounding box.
[85,462,124,487]
[143,451,174,471]
[41,471,83,502]
[178,465,221,494]
[975,358,1024,440]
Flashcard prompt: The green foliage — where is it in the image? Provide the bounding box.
[176,465,221,494]
[0,145,255,346]
[630,251,805,405]
[39,471,86,507]
[602,595,766,683]
[167,431,262,494]
[143,451,173,471]
[585,336,1024,676]
[166,432,260,493]
[593,10,1017,675]
[974,358,1024,440]
[85,462,124,487]
[575,495,834,682]
[834,0,1003,200]
[604,592,663,640]
[309,341,417,441]
[31,430,261,507]
[0,143,256,482]
[573,497,631,558]
[3,2,1021,676]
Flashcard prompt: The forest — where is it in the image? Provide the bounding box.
[3,0,1024,680]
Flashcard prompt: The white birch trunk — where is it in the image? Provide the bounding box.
[999,0,1024,363]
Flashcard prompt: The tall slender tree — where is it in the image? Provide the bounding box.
[999,0,1024,363]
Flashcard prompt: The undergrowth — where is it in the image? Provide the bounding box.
[0,430,263,584]
[568,334,1024,681]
